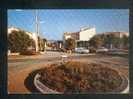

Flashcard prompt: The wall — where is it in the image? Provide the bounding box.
[79,27,96,41]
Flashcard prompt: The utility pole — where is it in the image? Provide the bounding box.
[35,10,39,52]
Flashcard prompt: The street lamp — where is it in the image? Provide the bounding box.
[15,9,39,52]
[35,10,45,52]
[35,10,39,52]
[15,9,43,52]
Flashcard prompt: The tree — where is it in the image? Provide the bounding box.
[37,37,47,51]
[89,35,103,48]
[42,38,47,51]
[89,33,129,49]
[38,36,45,51]
[104,34,116,49]
[104,34,124,49]
[65,38,75,53]
[8,30,35,52]
[121,35,128,49]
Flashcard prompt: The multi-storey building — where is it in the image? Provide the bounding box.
[97,32,129,49]
[63,27,96,48]
[102,32,129,38]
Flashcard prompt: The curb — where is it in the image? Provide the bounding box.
[34,74,61,94]
[34,73,129,94]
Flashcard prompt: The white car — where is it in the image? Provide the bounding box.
[75,48,89,54]
[96,47,108,53]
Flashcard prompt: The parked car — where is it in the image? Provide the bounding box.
[96,47,108,53]
[75,47,89,54]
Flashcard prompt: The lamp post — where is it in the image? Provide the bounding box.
[35,10,45,52]
[35,10,39,52]
[15,9,42,52]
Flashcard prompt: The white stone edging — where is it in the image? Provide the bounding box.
[34,73,129,94]
[34,74,61,94]
[120,76,129,94]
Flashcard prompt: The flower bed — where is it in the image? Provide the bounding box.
[37,61,127,93]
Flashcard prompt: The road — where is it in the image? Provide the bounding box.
[8,51,129,94]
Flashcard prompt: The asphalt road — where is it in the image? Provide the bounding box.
[8,52,96,70]
[8,52,128,71]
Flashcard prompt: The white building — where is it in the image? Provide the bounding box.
[79,27,96,41]
[63,27,96,48]
[8,27,38,41]
[64,27,96,41]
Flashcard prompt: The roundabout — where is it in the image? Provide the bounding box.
[33,61,129,94]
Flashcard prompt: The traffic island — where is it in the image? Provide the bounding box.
[33,61,129,94]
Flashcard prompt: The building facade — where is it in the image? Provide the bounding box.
[102,32,129,38]
[63,27,96,48]
[63,32,79,41]
[79,27,96,41]
[99,32,129,49]
[8,27,37,42]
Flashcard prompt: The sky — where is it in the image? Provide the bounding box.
[8,9,129,40]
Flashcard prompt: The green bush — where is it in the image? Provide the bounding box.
[8,30,35,52]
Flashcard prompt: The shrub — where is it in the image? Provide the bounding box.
[8,30,35,53]
[38,61,122,93]
[20,50,39,55]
